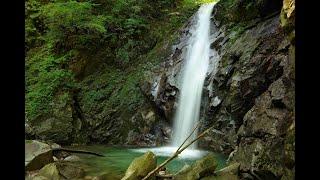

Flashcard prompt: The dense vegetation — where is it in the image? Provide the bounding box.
[25,0,215,124]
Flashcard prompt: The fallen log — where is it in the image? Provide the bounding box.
[52,147,105,157]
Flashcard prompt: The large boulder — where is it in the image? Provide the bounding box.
[25,140,53,171]
[56,161,85,179]
[38,163,61,180]
[121,151,157,180]
[26,162,86,180]
[175,154,218,180]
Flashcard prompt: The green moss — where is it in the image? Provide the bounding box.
[26,0,211,142]
[228,23,246,43]
[26,46,76,121]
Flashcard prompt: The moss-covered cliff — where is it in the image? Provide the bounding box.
[25,0,209,145]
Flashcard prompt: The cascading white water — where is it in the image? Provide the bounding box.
[132,3,216,159]
[171,3,215,149]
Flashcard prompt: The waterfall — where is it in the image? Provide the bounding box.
[132,3,216,159]
[171,3,215,148]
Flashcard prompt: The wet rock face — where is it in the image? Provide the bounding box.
[214,0,283,25]
[143,0,294,178]
[141,15,198,121]
[199,14,290,155]
[225,0,295,178]
[145,5,288,152]
[228,45,295,178]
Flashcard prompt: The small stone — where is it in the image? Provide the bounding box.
[64,155,80,162]
[50,143,61,149]
[53,156,58,161]
[211,96,221,107]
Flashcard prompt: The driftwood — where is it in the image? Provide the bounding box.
[52,147,105,157]
[142,124,214,180]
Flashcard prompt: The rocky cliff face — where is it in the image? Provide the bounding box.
[142,0,294,179]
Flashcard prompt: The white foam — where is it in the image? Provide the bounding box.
[130,146,209,159]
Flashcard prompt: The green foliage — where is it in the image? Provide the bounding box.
[26,0,206,122]
[25,0,46,50]
[40,1,106,52]
[26,46,76,120]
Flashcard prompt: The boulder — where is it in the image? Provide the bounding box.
[121,151,157,180]
[56,161,85,179]
[175,154,218,180]
[25,140,53,171]
[215,162,240,176]
[38,163,61,180]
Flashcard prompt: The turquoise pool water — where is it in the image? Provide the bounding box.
[66,145,226,179]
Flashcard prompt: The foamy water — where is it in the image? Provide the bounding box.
[131,146,208,159]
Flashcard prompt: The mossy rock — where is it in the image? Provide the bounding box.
[25,140,53,171]
[56,161,85,179]
[175,154,218,180]
[121,151,157,180]
[280,0,295,32]
[38,163,61,180]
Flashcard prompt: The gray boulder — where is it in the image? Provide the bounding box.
[25,140,53,171]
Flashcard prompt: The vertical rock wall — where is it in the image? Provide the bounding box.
[142,0,294,178]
